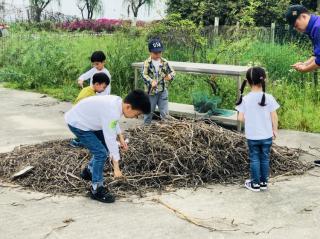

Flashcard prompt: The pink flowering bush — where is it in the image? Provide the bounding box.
[57,18,146,33]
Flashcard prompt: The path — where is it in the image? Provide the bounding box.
[0,86,319,239]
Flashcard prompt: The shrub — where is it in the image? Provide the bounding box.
[57,19,146,33]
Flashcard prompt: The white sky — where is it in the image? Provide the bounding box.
[4,0,167,20]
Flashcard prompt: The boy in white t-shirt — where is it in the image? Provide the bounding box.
[78,51,112,95]
[235,67,280,192]
[65,90,151,203]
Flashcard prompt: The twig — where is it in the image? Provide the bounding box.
[42,219,74,239]
[152,198,238,232]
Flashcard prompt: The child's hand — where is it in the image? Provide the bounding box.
[112,159,123,179]
[164,75,172,81]
[151,80,158,88]
[273,130,278,140]
[119,136,129,151]
[114,168,123,179]
[78,79,84,88]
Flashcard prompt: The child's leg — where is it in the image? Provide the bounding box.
[88,156,94,172]
[68,125,108,187]
[247,139,261,185]
[157,89,169,120]
[260,138,273,183]
[94,130,108,149]
[88,130,109,173]
[144,94,158,124]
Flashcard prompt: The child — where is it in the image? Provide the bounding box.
[78,51,112,95]
[142,38,176,124]
[235,67,279,192]
[74,72,110,105]
[65,90,151,203]
[71,72,115,148]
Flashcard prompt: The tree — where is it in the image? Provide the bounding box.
[76,0,103,20]
[0,1,4,21]
[167,0,295,26]
[124,0,155,25]
[29,0,60,22]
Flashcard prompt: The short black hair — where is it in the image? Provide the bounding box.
[91,51,106,63]
[92,72,110,85]
[124,90,151,114]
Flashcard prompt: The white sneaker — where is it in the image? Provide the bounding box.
[245,179,260,192]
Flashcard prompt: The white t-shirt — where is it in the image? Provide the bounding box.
[65,95,122,161]
[79,67,112,95]
[235,92,280,140]
[152,59,161,73]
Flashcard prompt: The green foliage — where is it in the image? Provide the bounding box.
[237,0,261,26]
[1,30,320,132]
[147,14,207,61]
[167,0,305,26]
[0,32,147,97]
[10,21,59,32]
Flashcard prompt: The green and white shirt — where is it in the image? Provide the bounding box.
[65,95,122,161]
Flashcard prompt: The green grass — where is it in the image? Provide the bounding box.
[0,31,319,133]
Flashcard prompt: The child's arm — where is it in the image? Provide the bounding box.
[116,123,128,151]
[142,62,156,88]
[164,62,176,81]
[235,101,245,123]
[78,68,94,88]
[74,89,85,105]
[237,112,245,122]
[112,159,122,178]
[102,119,123,178]
[271,111,278,139]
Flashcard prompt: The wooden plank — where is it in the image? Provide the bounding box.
[132,61,249,76]
[156,102,239,127]
[12,166,34,179]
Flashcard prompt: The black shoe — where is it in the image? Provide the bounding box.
[90,186,115,203]
[80,167,92,181]
[245,179,260,192]
[260,182,268,190]
[314,160,320,167]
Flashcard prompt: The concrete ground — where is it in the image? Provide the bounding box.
[0,86,319,239]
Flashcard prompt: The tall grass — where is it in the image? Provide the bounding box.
[0,32,319,132]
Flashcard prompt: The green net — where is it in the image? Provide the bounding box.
[192,91,234,117]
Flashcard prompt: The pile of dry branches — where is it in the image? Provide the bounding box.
[0,120,311,196]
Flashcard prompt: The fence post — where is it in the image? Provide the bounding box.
[314,71,318,86]
[214,17,220,36]
[271,22,276,44]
